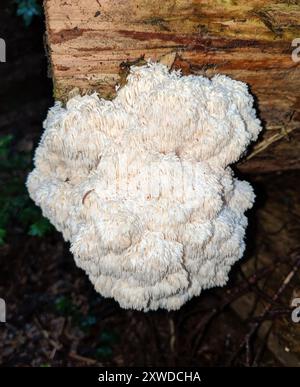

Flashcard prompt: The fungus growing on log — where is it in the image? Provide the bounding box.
[27,63,262,311]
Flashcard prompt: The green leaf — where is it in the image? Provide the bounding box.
[15,0,42,27]
[95,346,113,359]
[0,228,7,245]
[19,205,41,226]
[0,134,13,158]
[99,330,119,345]
[54,296,79,317]
[0,134,13,149]
[28,217,53,237]
[80,315,97,329]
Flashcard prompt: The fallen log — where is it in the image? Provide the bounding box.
[44,0,300,173]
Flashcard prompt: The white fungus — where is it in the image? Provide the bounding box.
[27,62,262,311]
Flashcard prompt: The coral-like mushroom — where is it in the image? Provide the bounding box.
[27,63,262,311]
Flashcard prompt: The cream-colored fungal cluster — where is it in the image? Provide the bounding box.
[27,63,261,311]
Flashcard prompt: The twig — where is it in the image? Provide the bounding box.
[228,254,300,366]
[247,125,298,160]
[247,111,297,160]
[68,351,98,365]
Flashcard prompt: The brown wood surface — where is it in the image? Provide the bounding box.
[44,0,300,173]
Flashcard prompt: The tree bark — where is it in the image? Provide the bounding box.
[44,0,300,173]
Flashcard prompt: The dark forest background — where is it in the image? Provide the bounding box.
[0,0,299,367]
